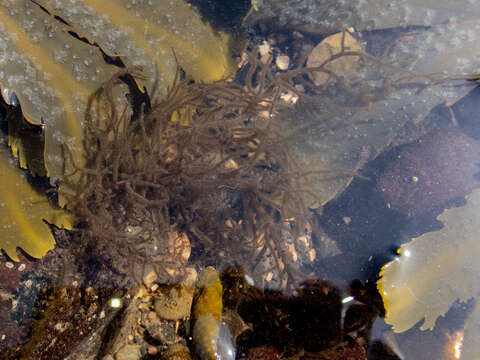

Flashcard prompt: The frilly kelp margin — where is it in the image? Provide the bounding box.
[0,141,72,262]
[0,0,235,267]
[0,0,236,205]
[378,189,480,358]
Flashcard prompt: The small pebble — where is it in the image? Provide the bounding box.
[276,55,290,70]
[148,311,157,320]
[147,346,158,355]
[142,267,157,288]
[154,286,193,320]
[138,303,149,311]
[18,263,26,271]
[162,344,192,360]
[115,344,141,360]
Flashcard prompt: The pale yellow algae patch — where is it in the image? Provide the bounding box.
[0,0,235,209]
[0,0,119,193]
[378,189,480,334]
[0,144,72,261]
[38,0,236,92]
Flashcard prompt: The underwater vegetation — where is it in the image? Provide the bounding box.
[0,0,234,266]
[59,21,477,291]
[1,0,480,358]
[0,142,72,261]
[0,0,235,211]
[0,3,437,292]
[378,189,480,359]
[60,60,314,289]
[1,0,477,289]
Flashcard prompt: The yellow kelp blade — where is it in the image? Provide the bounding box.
[378,189,480,334]
[0,144,72,261]
[5,100,46,177]
[37,0,237,96]
[0,0,121,194]
[0,0,236,202]
[462,301,480,360]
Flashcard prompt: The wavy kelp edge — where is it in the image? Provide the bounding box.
[461,301,480,360]
[0,144,72,262]
[0,0,236,192]
[377,189,480,335]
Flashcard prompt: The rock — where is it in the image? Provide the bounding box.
[181,267,198,288]
[275,55,290,70]
[147,346,158,355]
[142,265,157,288]
[306,32,363,86]
[377,128,480,216]
[115,344,141,360]
[144,317,180,345]
[163,232,192,279]
[154,286,194,320]
[162,343,193,360]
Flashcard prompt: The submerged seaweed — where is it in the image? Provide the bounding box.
[61,59,315,289]
[2,1,480,358]
[57,25,468,291]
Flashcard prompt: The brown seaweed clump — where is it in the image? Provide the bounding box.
[61,58,316,289]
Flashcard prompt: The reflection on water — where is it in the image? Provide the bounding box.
[1,0,480,359]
